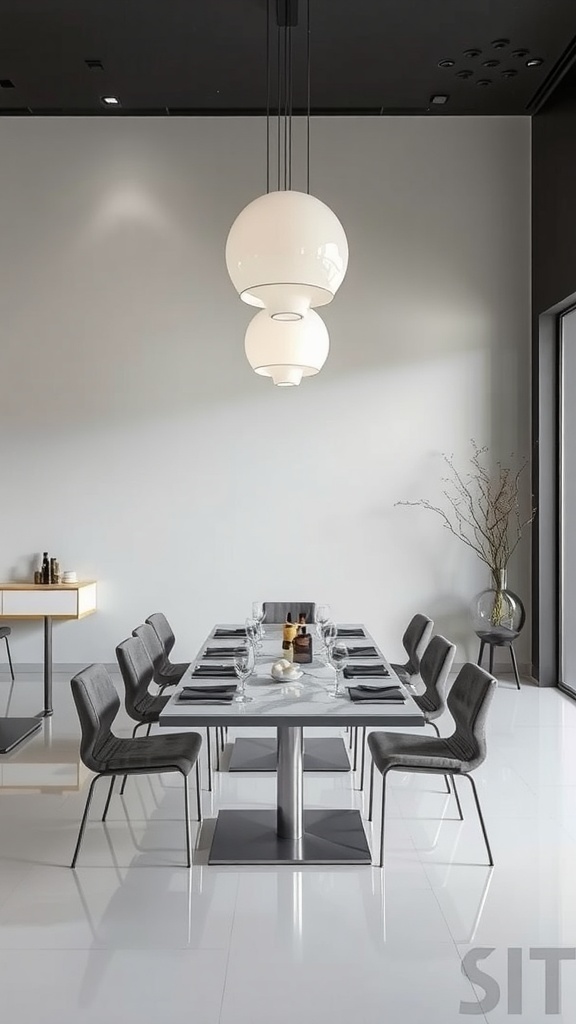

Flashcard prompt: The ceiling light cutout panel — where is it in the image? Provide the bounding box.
[226,0,348,386]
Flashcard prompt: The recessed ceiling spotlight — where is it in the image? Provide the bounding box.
[511,48,529,58]
[526,58,543,67]
[430,94,449,104]
[456,69,473,79]
[464,48,481,58]
[491,39,510,49]
[438,59,455,68]
[476,79,492,86]
[101,95,120,105]
[85,59,104,70]
[0,79,15,89]
[483,59,500,68]
[501,69,518,78]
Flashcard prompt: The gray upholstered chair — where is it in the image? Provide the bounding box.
[413,634,457,736]
[357,633,456,791]
[136,618,189,693]
[70,663,202,868]
[145,612,190,684]
[116,634,169,739]
[367,663,497,867]
[390,613,434,687]
[0,626,14,682]
[262,602,316,624]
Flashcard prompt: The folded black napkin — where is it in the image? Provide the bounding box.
[344,646,380,659]
[344,664,390,679]
[337,628,366,638]
[183,684,237,694]
[214,628,246,639]
[192,665,237,678]
[203,646,245,658]
[177,692,234,704]
[347,686,405,703]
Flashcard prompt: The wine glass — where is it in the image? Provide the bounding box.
[233,644,255,703]
[252,601,266,637]
[245,617,259,655]
[316,604,331,627]
[328,640,348,698]
[321,620,337,665]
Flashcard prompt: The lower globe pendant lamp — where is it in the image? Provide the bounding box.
[226,190,349,321]
[244,308,329,387]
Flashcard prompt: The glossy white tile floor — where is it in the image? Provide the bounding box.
[1,668,576,1022]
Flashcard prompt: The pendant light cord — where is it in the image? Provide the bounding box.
[306,0,311,194]
[266,0,270,193]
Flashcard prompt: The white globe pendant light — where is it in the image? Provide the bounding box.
[226,189,349,321]
[244,308,329,387]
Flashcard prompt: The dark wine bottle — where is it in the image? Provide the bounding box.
[41,552,50,584]
[293,628,313,664]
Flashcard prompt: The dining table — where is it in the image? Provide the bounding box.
[159,623,425,865]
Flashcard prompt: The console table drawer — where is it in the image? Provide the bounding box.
[1,590,78,617]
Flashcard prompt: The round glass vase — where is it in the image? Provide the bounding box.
[472,569,526,644]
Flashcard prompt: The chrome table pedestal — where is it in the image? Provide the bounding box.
[209,726,371,865]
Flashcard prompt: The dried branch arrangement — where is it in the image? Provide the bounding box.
[396,441,535,588]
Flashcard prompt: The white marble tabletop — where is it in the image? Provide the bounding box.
[159,624,425,729]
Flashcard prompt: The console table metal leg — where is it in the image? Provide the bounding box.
[42,616,53,717]
[277,726,303,841]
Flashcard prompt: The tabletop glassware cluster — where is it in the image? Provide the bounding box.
[230,601,349,702]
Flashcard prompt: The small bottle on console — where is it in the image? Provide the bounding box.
[41,552,50,584]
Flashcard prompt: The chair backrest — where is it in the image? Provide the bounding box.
[71,664,120,773]
[146,612,176,657]
[402,613,434,675]
[133,622,170,682]
[116,634,155,718]
[419,634,456,714]
[263,602,316,624]
[446,663,497,772]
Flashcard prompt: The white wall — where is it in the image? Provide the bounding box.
[0,115,531,670]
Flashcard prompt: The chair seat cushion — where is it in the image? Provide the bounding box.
[156,661,189,687]
[389,663,411,685]
[98,730,202,776]
[0,627,11,639]
[133,692,170,722]
[368,730,462,775]
[414,692,441,717]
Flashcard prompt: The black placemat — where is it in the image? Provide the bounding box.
[203,646,245,658]
[214,628,246,639]
[337,628,366,638]
[192,665,237,678]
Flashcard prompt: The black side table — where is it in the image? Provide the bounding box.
[477,632,521,690]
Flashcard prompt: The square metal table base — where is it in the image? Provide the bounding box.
[228,736,351,772]
[0,717,42,754]
[208,808,373,865]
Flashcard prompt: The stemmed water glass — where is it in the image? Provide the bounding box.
[328,640,348,698]
[233,644,255,703]
[245,617,260,656]
[252,601,266,637]
[321,620,337,666]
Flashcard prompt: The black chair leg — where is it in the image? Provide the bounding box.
[466,774,494,866]
[4,636,14,682]
[452,774,464,820]
[71,774,100,868]
[489,644,494,675]
[102,775,116,821]
[352,727,359,771]
[510,645,521,690]
[477,640,485,667]
[183,773,192,868]
[120,774,128,796]
[358,726,366,790]
[206,727,212,792]
[195,760,202,822]
[215,728,221,771]
[146,723,152,737]
[368,759,375,821]
[377,771,389,868]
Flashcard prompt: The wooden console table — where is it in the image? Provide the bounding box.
[0,581,97,753]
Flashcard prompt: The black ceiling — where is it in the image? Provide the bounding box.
[0,0,575,116]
